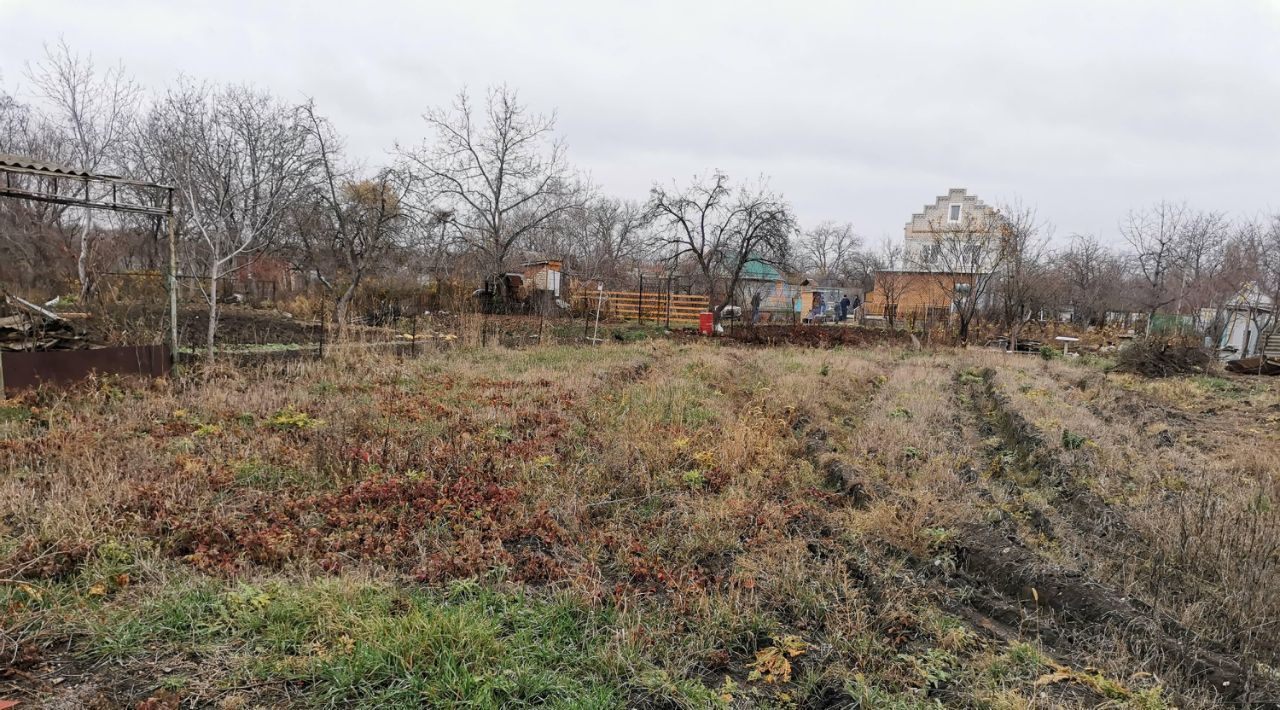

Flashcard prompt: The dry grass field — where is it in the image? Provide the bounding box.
[2,338,1278,708]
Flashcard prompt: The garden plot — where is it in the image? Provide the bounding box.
[1,342,1278,708]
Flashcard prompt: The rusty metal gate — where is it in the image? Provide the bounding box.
[1,345,171,395]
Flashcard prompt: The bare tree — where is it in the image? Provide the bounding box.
[868,238,909,329]
[418,207,465,287]
[298,102,409,331]
[994,202,1051,350]
[0,89,80,292]
[796,221,861,281]
[1177,211,1229,280]
[151,81,317,356]
[911,211,1007,343]
[1211,216,1279,349]
[556,197,652,281]
[1263,215,1280,335]
[0,89,30,153]
[1121,201,1189,331]
[1058,234,1127,326]
[1189,218,1264,344]
[26,40,140,300]
[399,86,582,302]
[647,172,794,322]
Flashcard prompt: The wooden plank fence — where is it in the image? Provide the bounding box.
[573,290,710,325]
[862,303,951,323]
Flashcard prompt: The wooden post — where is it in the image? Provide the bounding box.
[637,276,644,324]
[166,189,179,369]
[666,276,672,330]
[318,301,326,360]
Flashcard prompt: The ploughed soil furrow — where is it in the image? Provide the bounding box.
[949,367,1277,706]
[715,324,912,349]
[789,358,891,505]
[969,368,1133,545]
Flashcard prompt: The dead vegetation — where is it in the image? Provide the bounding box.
[714,324,912,348]
[1115,336,1215,378]
[1,341,1278,707]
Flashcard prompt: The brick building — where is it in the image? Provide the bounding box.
[864,188,1002,322]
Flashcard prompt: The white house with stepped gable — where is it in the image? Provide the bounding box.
[903,188,1004,273]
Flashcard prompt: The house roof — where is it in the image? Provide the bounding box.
[1225,283,1275,311]
[742,258,782,281]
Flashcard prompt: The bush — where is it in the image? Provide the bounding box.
[1114,337,1213,378]
[1061,429,1086,450]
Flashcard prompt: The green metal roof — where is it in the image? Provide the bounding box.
[742,258,781,281]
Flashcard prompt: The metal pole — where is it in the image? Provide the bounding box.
[637,275,644,324]
[590,284,604,343]
[166,189,179,370]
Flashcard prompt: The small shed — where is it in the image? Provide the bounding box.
[1215,284,1274,359]
[522,260,563,297]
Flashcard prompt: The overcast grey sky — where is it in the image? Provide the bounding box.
[2,0,1278,245]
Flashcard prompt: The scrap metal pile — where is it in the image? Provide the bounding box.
[0,295,94,351]
[1226,356,1280,375]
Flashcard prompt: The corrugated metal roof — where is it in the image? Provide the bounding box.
[0,152,168,190]
[0,152,98,178]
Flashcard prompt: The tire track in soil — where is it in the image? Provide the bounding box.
[786,354,892,505]
[947,366,1273,707]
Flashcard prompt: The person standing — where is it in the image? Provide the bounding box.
[839,295,851,322]
[808,292,825,322]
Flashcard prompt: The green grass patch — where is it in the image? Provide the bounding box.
[1190,375,1258,399]
[76,575,697,708]
[0,403,33,423]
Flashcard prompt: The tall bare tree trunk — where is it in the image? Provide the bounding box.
[334,277,359,337]
[77,212,93,301]
[1009,306,1025,352]
[206,265,220,359]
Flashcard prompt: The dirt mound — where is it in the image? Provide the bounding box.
[1115,337,1213,378]
[180,306,322,345]
[720,325,911,348]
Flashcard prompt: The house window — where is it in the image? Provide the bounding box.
[948,203,962,222]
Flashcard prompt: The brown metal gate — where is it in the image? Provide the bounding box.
[1,345,171,395]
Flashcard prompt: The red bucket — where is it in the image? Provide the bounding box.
[698,311,715,335]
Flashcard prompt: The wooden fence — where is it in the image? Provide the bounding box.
[573,289,710,325]
[861,303,951,323]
